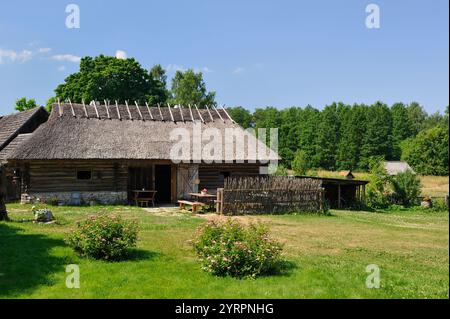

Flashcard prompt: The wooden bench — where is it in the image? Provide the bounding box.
[178,200,205,213]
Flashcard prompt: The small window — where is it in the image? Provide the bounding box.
[77,170,92,180]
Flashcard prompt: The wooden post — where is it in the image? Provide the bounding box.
[171,165,177,203]
[151,164,156,191]
[216,188,224,214]
[362,184,366,203]
[356,185,360,203]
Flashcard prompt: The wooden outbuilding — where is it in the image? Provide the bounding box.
[0,107,49,201]
[296,176,368,209]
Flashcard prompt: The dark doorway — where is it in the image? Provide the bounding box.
[127,167,153,202]
[155,165,172,203]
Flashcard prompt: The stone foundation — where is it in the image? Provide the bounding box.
[23,191,127,205]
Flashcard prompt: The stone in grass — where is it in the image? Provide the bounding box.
[32,207,54,223]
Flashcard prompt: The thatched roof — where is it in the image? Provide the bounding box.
[0,107,48,162]
[0,133,33,162]
[10,103,280,162]
[384,161,415,175]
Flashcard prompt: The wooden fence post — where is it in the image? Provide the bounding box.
[216,188,224,214]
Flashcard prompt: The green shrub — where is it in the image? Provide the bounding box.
[390,171,421,207]
[192,219,284,278]
[366,156,391,209]
[427,198,449,212]
[292,150,309,176]
[66,214,138,261]
[273,164,288,176]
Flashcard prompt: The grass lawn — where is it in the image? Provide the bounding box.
[1,204,448,299]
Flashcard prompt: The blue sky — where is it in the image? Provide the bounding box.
[0,0,448,115]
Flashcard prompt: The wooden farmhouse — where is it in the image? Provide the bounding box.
[3,103,279,205]
[0,107,49,201]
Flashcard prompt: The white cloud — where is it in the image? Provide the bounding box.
[232,67,245,74]
[198,66,212,73]
[57,65,67,71]
[166,64,212,73]
[115,50,127,60]
[38,47,52,54]
[0,49,33,64]
[167,64,186,72]
[51,54,81,63]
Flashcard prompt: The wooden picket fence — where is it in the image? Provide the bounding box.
[216,176,325,215]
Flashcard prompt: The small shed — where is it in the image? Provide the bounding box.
[384,161,415,175]
[296,176,369,209]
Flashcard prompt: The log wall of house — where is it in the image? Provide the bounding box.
[198,163,264,191]
[26,160,128,193]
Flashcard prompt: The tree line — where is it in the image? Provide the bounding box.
[228,103,449,176]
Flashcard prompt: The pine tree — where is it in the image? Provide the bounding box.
[297,106,320,168]
[360,102,393,169]
[391,102,413,159]
[314,103,341,170]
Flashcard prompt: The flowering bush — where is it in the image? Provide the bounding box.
[192,219,284,278]
[66,214,138,261]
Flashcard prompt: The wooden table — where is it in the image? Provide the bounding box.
[132,190,157,207]
[189,193,217,210]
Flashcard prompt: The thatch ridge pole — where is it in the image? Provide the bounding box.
[57,98,62,117]
[157,103,164,121]
[82,100,89,118]
[68,98,76,117]
[167,103,175,122]
[205,105,214,122]
[194,104,205,123]
[221,105,235,123]
[188,104,195,122]
[145,102,154,120]
[212,105,225,123]
[115,100,121,120]
[134,101,144,120]
[104,99,111,119]
[125,100,133,120]
[178,105,185,122]
[92,101,100,118]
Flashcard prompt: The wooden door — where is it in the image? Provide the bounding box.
[177,164,199,199]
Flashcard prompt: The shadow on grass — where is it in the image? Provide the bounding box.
[256,260,298,279]
[272,259,298,278]
[0,222,67,298]
[127,248,162,261]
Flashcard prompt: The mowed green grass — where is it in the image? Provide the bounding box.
[0,204,448,299]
